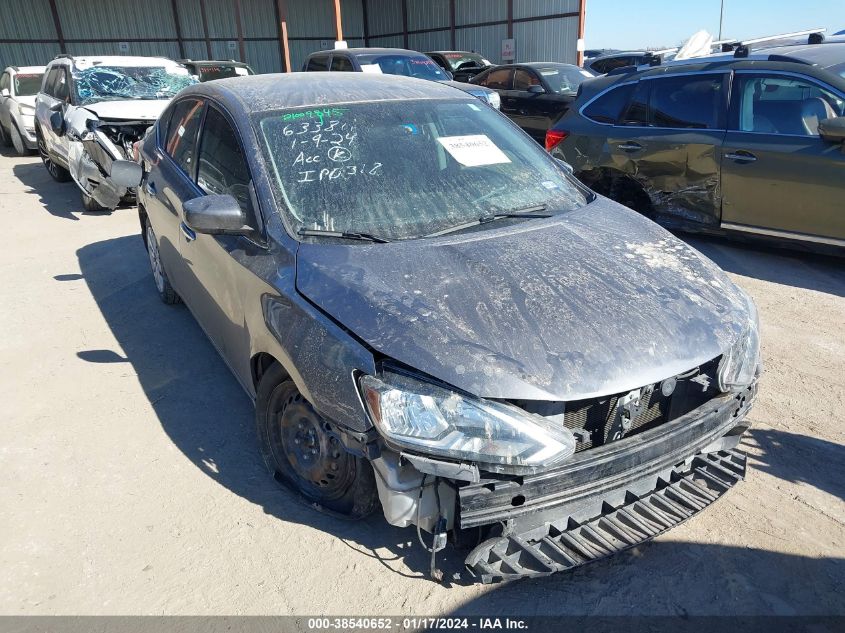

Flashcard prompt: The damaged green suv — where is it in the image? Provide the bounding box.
[548,42,845,252]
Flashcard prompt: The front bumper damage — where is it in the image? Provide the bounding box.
[459,385,755,582]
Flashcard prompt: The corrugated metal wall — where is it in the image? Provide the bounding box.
[1,0,580,76]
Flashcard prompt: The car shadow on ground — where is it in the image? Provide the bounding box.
[682,233,845,298]
[76,233,845,608]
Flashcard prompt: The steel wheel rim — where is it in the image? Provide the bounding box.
[269,389,353,501]
[146,224,165,294]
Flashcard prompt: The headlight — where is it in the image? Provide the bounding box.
[485,91,501,110]
[718,291,762,392]
[360,372,575,473]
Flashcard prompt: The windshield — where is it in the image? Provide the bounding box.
[257,99,587,241]
[441,52,489,71]
[355,54,449,81]
[197,64,252,81]
[14,73,43,96]
[74,66,196,104]
[538,66,593,94]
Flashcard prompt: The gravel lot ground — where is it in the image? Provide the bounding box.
[1,145,843,616]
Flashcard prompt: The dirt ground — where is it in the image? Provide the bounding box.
[1,145,843,616]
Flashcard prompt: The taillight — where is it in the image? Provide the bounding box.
[545,129,568,152]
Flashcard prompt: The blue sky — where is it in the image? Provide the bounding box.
[584,0,845,50]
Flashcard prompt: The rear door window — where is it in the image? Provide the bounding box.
[164,98,205,177]
[330,56,353,72]
[513,68,541,91]
[648,75,726,129]
[480,68,513,90]
[307,55,330,72]
[583,83,636,123]
[621,81,650,126]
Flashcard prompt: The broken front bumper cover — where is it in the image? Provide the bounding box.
[466,449,746,583]
[461,385,755,582]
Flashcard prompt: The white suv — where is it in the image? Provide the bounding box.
[34,55,195,210]
[0,66,45,155]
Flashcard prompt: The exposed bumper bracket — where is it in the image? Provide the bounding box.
[465,449,746,583]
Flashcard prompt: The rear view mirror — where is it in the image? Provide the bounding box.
[49,110,65,136]
[528,85,546,95]
[819,116,845,144]
[183,194,251,236]
[110,160,142,188]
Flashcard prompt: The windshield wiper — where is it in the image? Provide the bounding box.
[297,228,391,243]
[424,205,550,238]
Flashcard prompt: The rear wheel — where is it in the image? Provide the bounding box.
[36,126,71,182]
[144,217,180,305]
[256,363,378,519]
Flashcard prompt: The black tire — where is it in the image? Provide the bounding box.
[256,363,378,519]
[81,191,105,212]
[36,125,72,182]
[0,123,11,147]
[144,217,180,305]
[10,123,31,156]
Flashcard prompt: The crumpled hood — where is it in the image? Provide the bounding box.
[296,197,749,401]
[83,99,169,121]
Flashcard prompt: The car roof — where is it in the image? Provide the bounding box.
[310,47,428,57]
[426,50,482,55]
[180,59,251,67]
[755,42,845,69]
[580,55,845,100]
[183,72,472,113]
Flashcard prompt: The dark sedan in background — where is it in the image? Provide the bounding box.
[179,59,255,82]
[426,50,492,82]
[303,47,500,109]
[471,62,593,143]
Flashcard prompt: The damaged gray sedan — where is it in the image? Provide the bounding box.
[34,55,195,210]
[136,73,761,583]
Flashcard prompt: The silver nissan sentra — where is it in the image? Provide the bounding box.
[135,73,761,583]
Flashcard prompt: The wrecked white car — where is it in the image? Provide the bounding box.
[34,55,195,210]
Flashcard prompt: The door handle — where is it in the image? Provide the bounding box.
[145,180,157,197]
[724,151,757,163]
[617,142,643,151]
[180,221,196,242]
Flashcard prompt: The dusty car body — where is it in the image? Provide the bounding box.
[34,55,195,210]
[549,45,845,252]
[136,73,760,583]
[0,65,45,154]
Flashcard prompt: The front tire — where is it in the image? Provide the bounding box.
[36,125,71,182]
[144,217,180,305]
[10,124,31,156]
[0,123,11,147]
[256,364,378,519]
[81,191,105,212]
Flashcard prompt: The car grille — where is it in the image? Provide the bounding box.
[515,356,722,453]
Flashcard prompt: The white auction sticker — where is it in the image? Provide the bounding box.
[360,64,383,74]
[437,135,511,167]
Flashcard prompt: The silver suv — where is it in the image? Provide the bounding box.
[34,54,195,210]
[0,65,45,155]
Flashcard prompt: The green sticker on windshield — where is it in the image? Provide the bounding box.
[282,107,348,126]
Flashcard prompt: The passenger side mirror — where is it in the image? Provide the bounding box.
[528,84,546,95]
[49,110,65,137]
[818,116,845,144]
[0,88,9,97]
[110,160,142,188]
[183,194,252,236]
